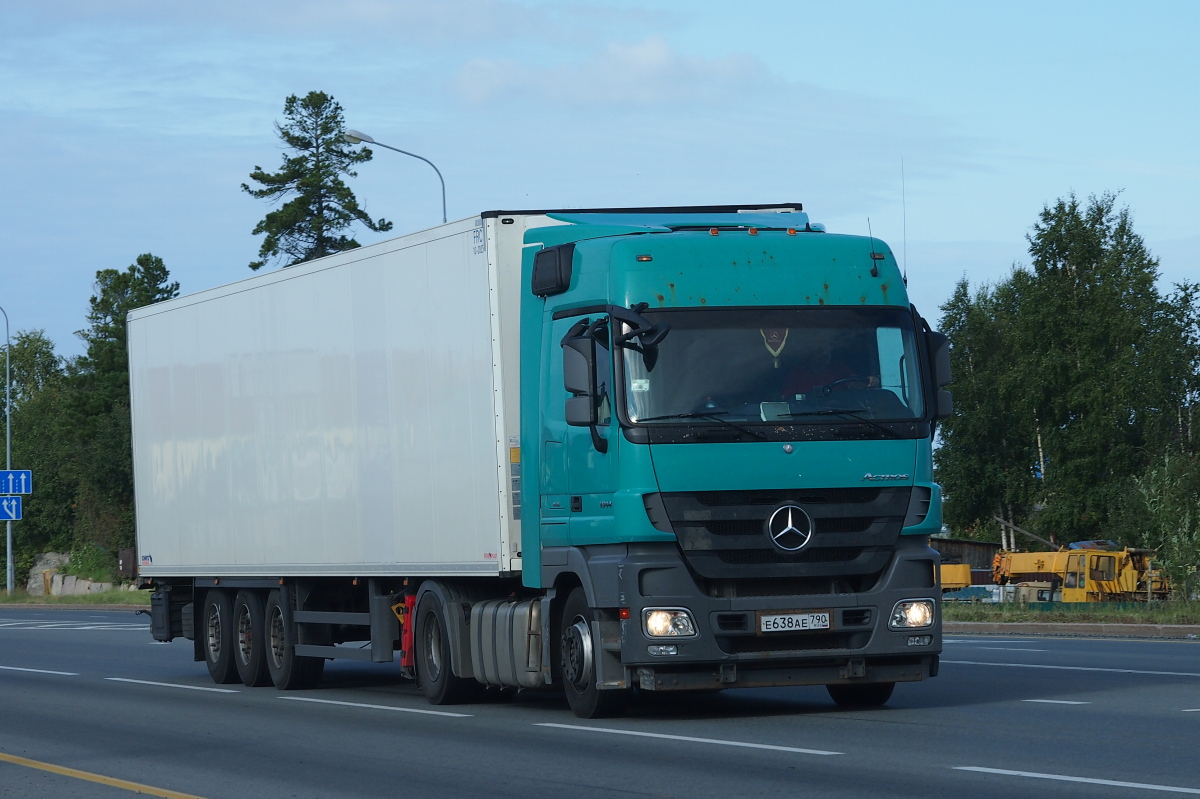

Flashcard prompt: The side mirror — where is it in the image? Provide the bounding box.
[935,389,953,420]
[562,323,597,427]
[565,396,595,426]
[928,331,951,387]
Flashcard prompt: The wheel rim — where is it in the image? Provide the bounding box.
[561,617,593,690]
[268,606,286,670]
[206,604,223,662]
[236,605,253,666]
[422,613,443,681]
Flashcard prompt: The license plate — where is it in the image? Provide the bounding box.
[759,611,831,633]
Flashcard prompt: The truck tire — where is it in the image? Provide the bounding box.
[415,594,478,705]
[202,590,239,684]
[826,681,895,708]
[560,588,625,719]
[264,589,324,690]
[233,590,271,687]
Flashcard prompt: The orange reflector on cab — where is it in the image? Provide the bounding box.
[709,228,719,236]
[636,254,653,262]
[619,607,631,620]
[748,228,758,236]
[787,228,797,235]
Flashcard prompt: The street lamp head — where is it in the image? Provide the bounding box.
[343,129,375,145]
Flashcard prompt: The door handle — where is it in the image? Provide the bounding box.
[570,496,582,513]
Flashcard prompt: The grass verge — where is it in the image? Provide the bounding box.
[942,600,1200,625]
[0,588,151,606]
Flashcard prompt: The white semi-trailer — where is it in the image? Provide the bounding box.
[132,205,948,718]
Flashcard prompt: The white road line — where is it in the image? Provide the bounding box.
[1184,709,1200,713]
[104,677,240,694]
[1022,699,1090,705]
[954,766,1200,795]
[942,660,1200,678]
[535,723,842,756]
[0,665,80,676]
[277,696,472,717]
[973,647,1047,652]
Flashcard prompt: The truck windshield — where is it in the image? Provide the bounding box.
[622,307,926,424]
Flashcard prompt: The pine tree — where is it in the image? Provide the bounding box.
[243,91,392,270]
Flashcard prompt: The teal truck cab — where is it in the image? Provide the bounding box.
[517,206,949,717]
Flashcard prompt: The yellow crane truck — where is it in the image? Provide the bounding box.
[992,544,1167,602]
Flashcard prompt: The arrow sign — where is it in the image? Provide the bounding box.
[0,470,32,494]
[0,496,21,521]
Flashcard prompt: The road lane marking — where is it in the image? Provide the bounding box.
[0,665,79,676]
[1184,709,1200,712]
[972,647,1047,652]
[942,660,1200,677]
[535,723,842,756]
[954,766,1200,795]
[0,751,207,799]
[104,678,240,693]
[1022,699,1090,705]
[278,696,472,717]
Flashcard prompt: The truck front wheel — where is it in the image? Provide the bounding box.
[202,590,239,684]
[264,589,324,690]
[826,681,895,708]
[415,594,478,705]
[560,588,625,719]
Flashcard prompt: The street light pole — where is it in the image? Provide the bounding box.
[344,129,447,224]
[1,304,11,594]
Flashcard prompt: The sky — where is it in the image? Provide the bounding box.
[1,0,1197,357]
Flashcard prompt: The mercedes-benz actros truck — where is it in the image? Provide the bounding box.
[132,204,951,718]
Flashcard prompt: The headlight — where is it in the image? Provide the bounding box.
[643,608,697,638]
[889,599,935,630]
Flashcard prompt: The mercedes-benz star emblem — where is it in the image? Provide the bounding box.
[766,504,813,552]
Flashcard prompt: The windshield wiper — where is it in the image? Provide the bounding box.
[782,409,904,439]
[634,411,767,440]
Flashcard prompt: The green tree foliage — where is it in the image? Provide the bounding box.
[2,331,73,580]
[64,254,179,569]
[243,91,392,270]
[71,253,179,426]
[1134,453,1200,596]
[937,194,1198,553]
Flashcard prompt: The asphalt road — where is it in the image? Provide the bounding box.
[1,608,1198,798]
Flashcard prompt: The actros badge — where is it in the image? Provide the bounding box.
[765,504,814,552]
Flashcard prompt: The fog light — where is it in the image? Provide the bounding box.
[643,608,697,638]
[647,645,678,656]
[890,599,935,630]
[907,635,933,647]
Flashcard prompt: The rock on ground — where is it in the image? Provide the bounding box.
[26,552,70,596]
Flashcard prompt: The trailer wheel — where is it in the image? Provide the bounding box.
[560,588,625,719]
[415,594,477,704]
[202,590,239,684]
[264,589,324,690]
[826,681,895,708]
[233,590,271,687]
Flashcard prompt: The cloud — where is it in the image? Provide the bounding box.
[458,37,767,106]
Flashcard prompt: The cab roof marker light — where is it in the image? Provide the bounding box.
[787,228,797,235]
[636,255,653,262]
[709,228,719,236]
[748,228,758,236]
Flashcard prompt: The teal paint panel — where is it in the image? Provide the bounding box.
[609,231,910,310]
[647,439,918,493]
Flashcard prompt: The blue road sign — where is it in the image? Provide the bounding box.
[0,496,21,521]
[0,470,32,494]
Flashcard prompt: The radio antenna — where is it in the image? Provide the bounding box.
[901,158,908,286]
[867,218,879,277]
